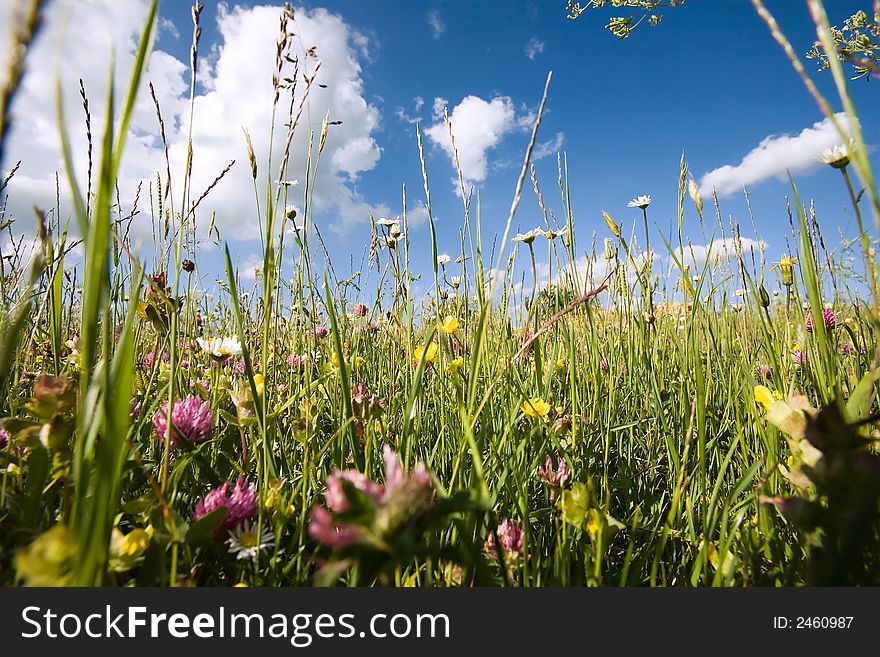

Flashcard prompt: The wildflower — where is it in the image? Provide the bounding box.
[109,526,153,572]
[197,336,242,360]
[555,357,567,372]
[152,395,214,447]
[537,455,571,486]
[353,303,368,317]
[308,445,435,549]
[485,518,524,556]
[755,363,773,380]
[627,195,651,209]
[521,397,551,419]
[805,306,836,332]
[233,358,246,375]
[414,342,439,365]
[772,255,797,287]
[182,258,195,273]
[451,275,462,288]
[513,228,543,244]
[143,351,170,369]
[288,353,307,371]
[377,216,399,227]
[0,427,8,449]
[754,385,781,411]
[445,356,464,374]
[314,326,329,339]
[437,253,451,267]
[599,358,609,373]
[819,143,851,169]
[226,521,275,561]
[193,476,259,533]
[543,226,568,240]
[840,342,856,356]
[354,355,365,371]
[792,346,807,366]
[439,315,459,334]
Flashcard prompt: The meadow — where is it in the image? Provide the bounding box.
[1,0,879,587]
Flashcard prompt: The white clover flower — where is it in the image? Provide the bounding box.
[627,195,651,209]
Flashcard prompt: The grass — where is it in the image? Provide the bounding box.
[0,0,879,587]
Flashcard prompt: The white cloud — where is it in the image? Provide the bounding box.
[405,203,430,228]
[524,37,544,60]
[426,10,445,39]
[1,0,388,250]
[159,17,180,40]
[673,237,767,270]
[425,95,525,189]
[533,132,565,161]
[698,113,852,197]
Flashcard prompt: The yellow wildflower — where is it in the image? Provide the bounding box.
[414,342,439,365]
[253,373,265,397]
[446,356,464,374]
[753,385,776,411]
[439,315,459,334]
[354,356,364,371]
[521,397,551,419]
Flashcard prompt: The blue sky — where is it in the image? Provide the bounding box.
[1,0,876,299]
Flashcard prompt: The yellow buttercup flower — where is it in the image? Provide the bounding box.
[446,356,464,374]
[556,357,567,371]
[253,373,265,397]
[414,342,439,365]
[119,526,153,557]
[439,315,459,334]
[354,356,364,371]
[754,385,783,411]
[521,397,551,419]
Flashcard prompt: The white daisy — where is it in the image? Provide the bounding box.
[377,216,400,227]
[197,336,242,359]
[513,228,543,245]
[543,226,568,240]
[819,143,851,169]
[627,195,651,209]
[226,521,274,562]
[450,275,462,288]
[437,253,451,266]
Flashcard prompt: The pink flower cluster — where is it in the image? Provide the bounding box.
[485,518,524,556]
[308,446,434,548]
[805,307,836,332]
[193,476,258,533]
[152,395,214,447]
[143,351,170,369]
[537,455,571,486]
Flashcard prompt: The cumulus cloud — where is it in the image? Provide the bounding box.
[425,95,528,190]
[0,0,388,250]
[524,37,544,60]
[426,9,445,39]
[698,113,852,197]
